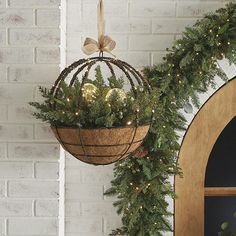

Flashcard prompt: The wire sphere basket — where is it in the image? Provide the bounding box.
[50,56,152,165]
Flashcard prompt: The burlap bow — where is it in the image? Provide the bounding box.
[82,0,116,56]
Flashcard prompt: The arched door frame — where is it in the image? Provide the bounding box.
[175,78,236,236]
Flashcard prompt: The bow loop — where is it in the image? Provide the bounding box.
[82,38,99,55]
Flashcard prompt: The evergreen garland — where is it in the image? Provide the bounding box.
[105,2,236,235]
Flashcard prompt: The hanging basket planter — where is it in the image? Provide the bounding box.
[48,57,153,165]
[52,125,149,165]
[30,0,155,165]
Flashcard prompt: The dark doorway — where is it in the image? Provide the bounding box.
[204,117,236,236]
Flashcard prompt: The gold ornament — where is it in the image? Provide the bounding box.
[105,88,126,102]
[82,83,98,102]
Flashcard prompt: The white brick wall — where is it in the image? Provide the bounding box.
[0,0,232,235]
[64,1,228,235]
[0,0,60,235]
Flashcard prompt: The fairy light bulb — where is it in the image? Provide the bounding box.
[127,121,132,125]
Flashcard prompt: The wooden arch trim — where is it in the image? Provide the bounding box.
[175,78,236,236]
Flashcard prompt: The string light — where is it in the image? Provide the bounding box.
[209,29,213,33]
[228,42,231,45]
[67,98,70,102]
[130,182,133,186]
[75,112,79,116]
[127,121,132,125]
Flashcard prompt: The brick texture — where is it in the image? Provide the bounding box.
[0,0,60,235]
[0,0,232,236]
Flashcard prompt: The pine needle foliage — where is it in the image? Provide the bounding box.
[104,2,236,235]
[30,66,157,128]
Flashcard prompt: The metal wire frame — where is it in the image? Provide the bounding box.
[50,57,152,165]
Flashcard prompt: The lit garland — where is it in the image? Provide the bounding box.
[105,2,236,236]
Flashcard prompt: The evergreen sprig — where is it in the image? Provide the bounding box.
[30,66,156,128]
[105,2,236,235]
[219,211,236,236]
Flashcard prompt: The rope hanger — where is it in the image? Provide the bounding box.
[82,0,116,56]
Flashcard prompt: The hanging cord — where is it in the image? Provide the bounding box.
[82,0,116,57]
